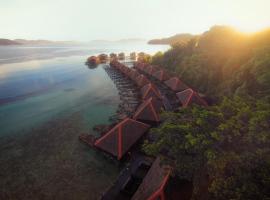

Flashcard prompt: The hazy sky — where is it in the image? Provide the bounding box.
[1,0,270,41]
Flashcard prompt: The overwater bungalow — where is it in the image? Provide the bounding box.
[137,52,151,63]
[130,52,136,60]
[140,83,162,100]
[127,69,140,81]
[134,62,148,71]
[164,77,189,92]
[86,56,99,66]
[135,74,151,88]
[98,54,108,63]
[176,88,208,107]
[94,118,150,160]
[118,52,125,60]
[144,65,160,76]
[131,157,170,200]
[153,69,170,81]
[137,52,145,62]
[110,53,118,61]
[133,97,162,123]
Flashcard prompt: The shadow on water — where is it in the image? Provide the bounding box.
[86,62,98,70]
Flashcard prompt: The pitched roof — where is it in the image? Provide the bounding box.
[110,61,122,70]
[122,66,131,75]
[94,118,150,160]
[140,83,162,100]
[164,77,189,92]
[135,74,151,87]
[131,157,171,200]
[153,70,170,81]
[135,62,149,71]
[133,98,162,122]
[176,88,208,107]
[144,65,159,75]
[128,69,141,81]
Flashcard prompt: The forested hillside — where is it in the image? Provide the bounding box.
[148,33,195,45]
[144,26,270,199]
[151,25,270,101]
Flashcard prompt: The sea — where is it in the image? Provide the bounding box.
[0,41,168,199]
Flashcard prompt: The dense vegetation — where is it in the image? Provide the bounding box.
[148,33,195,45]
[151,26,270,101]
[144,26,270,199]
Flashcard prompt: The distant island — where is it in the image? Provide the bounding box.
[0,39,86,46]
[0,38,84,46]
[88,38,146,45]
[148,33,195,45]
[0,38,147,46]
[0,39,21,45]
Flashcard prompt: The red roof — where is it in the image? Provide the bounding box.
[153,70,170,81]
[122,66,131,75]
[135,62,149,71]
[131,157,171,200]
[135,74,151,87]
[144,65,159,75]
[176,88,208,107]
[164,77,189,92]
[94,118,150,160]
[128,69,141,81]
[133,98,162,122]
[141,83,162,100]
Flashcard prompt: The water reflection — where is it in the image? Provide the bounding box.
[85,62,98,69]
[0,56,119,136]
[0,43,169,199]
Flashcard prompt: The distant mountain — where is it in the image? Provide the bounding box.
[0,38,84,46]
[116,38,146,43]
[0,39,21,45]
[89,38,146,45]
[1,38,148,46]
[148,33,195,45]
[14,39,83,46]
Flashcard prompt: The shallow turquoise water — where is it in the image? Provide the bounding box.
[0,44,169,199]
[0,56,119,136]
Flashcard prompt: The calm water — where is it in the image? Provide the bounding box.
[0,43,168,199]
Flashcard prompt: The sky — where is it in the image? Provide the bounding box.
[0,0,270,41]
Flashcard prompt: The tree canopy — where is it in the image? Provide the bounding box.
[144,26,270,199]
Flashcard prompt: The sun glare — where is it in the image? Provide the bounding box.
[234,24,269,34]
